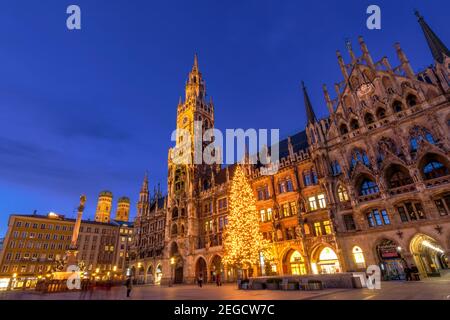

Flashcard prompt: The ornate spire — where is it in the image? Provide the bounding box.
[302,81,317,124]
[141,171,149,193]
[193,53,199,71]
[185,53,206,102]
[415,10,449,64]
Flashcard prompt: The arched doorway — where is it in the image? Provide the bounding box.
[146,265,154,284]
[284,250,307,275]
[169,242,184,284]
[376,239,405,280]
[311,246,340,274]
[137,265,145,284]
[195,257,207,282]
[210,255,224,282]
[410,234,448,276]
[155,265,163,285]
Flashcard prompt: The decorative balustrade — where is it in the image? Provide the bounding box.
[388,184,417,196]
[358,192,381,203]
[425,175,450,188]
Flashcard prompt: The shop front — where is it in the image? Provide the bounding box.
[311,247,341,274]
[283,250,307,275]
[376,239,405,280]
[410,234,448,277]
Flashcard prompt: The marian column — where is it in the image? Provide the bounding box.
[66,195,86,267]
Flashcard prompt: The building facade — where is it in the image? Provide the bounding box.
[130,175,167,284]
[0,191,133,289]
[130,12,450,284]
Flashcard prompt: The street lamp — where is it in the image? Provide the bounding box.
[170,257,175,287]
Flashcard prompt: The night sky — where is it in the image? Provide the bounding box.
[0,0,448,236]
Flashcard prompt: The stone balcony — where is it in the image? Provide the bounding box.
[388,184,417,196]
[425,175,450,188]
[358,192,381,203]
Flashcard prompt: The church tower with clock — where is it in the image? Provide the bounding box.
[161,55,216,284]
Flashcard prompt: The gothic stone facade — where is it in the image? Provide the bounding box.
[130,13,450,284]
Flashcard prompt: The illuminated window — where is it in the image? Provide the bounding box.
[290,251,306,275]
[267,208,273,221]
[337,186,349,202]
[309,196,318,211]
[290,202,298,215]
[323,220,332,234]
[317,194,326,209]
[260,209,266,222]
[304,224,311,235]
[282,204,290,217]
[314,222,322,236]
[352,246,366,268]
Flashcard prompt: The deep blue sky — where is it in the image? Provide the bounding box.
[0,0,448,236]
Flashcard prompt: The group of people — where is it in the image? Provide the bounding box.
[404,264,420,281]
[196,273,222,287]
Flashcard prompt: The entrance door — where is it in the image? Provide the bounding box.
[174,266,183,284]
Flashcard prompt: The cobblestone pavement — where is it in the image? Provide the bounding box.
[1,275,449,300]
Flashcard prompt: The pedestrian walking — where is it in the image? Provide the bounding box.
[125,276,133,297]
[404,266,412,281]
[198,274,203,288]
[216,273,222,287]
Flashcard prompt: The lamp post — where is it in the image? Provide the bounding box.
[169,257,175,287]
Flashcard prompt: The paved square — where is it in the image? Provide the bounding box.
[1,275,450,300]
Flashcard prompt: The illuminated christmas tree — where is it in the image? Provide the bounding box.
[223,165,272,273]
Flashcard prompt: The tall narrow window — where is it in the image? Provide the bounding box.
[314,222,322,236]
[317,194,326,209]
[337,186,349,202]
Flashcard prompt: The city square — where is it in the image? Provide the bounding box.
[0,1,449,306]
[1,274,450,300]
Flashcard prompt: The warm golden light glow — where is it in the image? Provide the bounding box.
[170,257,175,265]
[223,165,273,269]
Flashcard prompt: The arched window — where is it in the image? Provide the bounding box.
[423,161,448,180]
[409,126,436,151]
[364,113,375,125]
[171,224,178,236]
[392,100,403,113]
[331,161,342,176]
[303,170,318,186]
[172,208,179,219]
[352,246,366,268]
[337,186,349,202]
[406,94,418,107]
[376,107,386,119]
[359,178,379,196]
[385,164,413,188]
[350,119,360,130]
[350,149,370,169]
[340,124,349,134]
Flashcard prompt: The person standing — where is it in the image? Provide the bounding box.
[198,274,203,288]
[404,266,412,281]
[126,276,133,297]
[216,273,221,287]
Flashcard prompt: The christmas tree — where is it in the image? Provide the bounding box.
[223,165,272,272]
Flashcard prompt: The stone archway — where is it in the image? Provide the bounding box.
[283,250,307,275]
[195,257,207,282]
[410,233,448,276]
[155,264,163,285]
[310,245,340,274]
[169,242,184,284]
[137,265,145,284]
[146,265,154,284]
[375,238,405,280]
[209,255,224,283]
